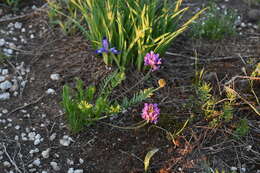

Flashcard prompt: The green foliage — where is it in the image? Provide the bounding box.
[62,71,125,132]
[2,0,20,10]
[62,70,160,133]
[47,0,80,34]
[144,148,159,173]
[234,118,250,139]
[190,2,237,40]
[194,70,236,127]
[48,0,205,70]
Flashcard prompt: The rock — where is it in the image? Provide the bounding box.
[42,148,50,159]
[50,162,60,171]
[0,76,5,82]
[248,9,260,22]
[34,138,41,145]
[79,158,84,164]
[68,168,74,173]
[0,39,5,46]
[3,161,11,167]
[50,133,56,141]
[60,135,73,146]
[33,158,41,167]
[2,69,8,75]
[0,92,10,100]
[50,73,61,81]
[14,22,23,29]
[46,88,55,95]
[0,80,12,91]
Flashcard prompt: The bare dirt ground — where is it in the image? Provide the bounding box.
[0,1,259,173]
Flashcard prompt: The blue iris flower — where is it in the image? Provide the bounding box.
[96,37,120,55]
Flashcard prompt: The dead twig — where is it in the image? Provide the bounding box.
[2,143,22,173]
[0,3,48,23]
[7,95,45,116]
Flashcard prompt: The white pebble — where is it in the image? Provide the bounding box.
[3,161,11,167]
[14,22,22,29]
[42,148,50,159]
[74,170,84,173]
[230,167,237,171]
[0,80,12,90]
[0,38,5,46]
[50,133,56,141]
[46,88,55,95]
[79,158,84,164]
[50,74,60,81]
[34,138,41,145]
[0,92,10,100]
[33,158,41,167]
[50,162,60,171]
[2,109,8,114]
[2,69,8,75]
[60,135,73,146]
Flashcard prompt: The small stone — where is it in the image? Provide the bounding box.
[67,159,74,165]
[0,76,5,82]
[42,148,50,159]
[60,135,73,146]
[50,73,60,81]
[3,161,11,167]
[50,162,60,171]
[34,138,41,145]
[0,80,12,91]
[0,92,10,100]
[241,22,246,27]
[2,69,8,75]
[2,109,8,114]
[21,28,26,32]
[0,39,5,46]
[30,34,35,39]
[79,158,84,164]
[74,170,83,173]
[33,158,41,167]
[14,22,22,29]
[46,88,55,95]
[68,168,74,173]
[230,167,237,171]
[15,125,20,130]
[50,133,56,141]
[28,132,36,140]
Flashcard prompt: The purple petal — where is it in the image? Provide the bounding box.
[95,47,106,54]
[110,47,120,54]
[102,37,109,50]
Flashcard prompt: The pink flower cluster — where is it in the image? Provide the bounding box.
[141,103,160,124]
[144,51,162,71]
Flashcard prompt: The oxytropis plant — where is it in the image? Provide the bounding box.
[62,51,165,133]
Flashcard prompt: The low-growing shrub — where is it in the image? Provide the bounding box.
[190,2,237,40]
[62,69,164,133]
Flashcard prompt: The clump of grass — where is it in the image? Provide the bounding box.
[1,0,21,10]
[190,2,237,40]
[48,0,205,70]
[194,69,237,127]
[234,118,250,139]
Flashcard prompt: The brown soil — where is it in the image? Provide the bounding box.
[0,1,259,173]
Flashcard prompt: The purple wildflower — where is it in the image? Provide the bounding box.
[144,51,162,71]
[96,37,120,55]
[141,103,160,124]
